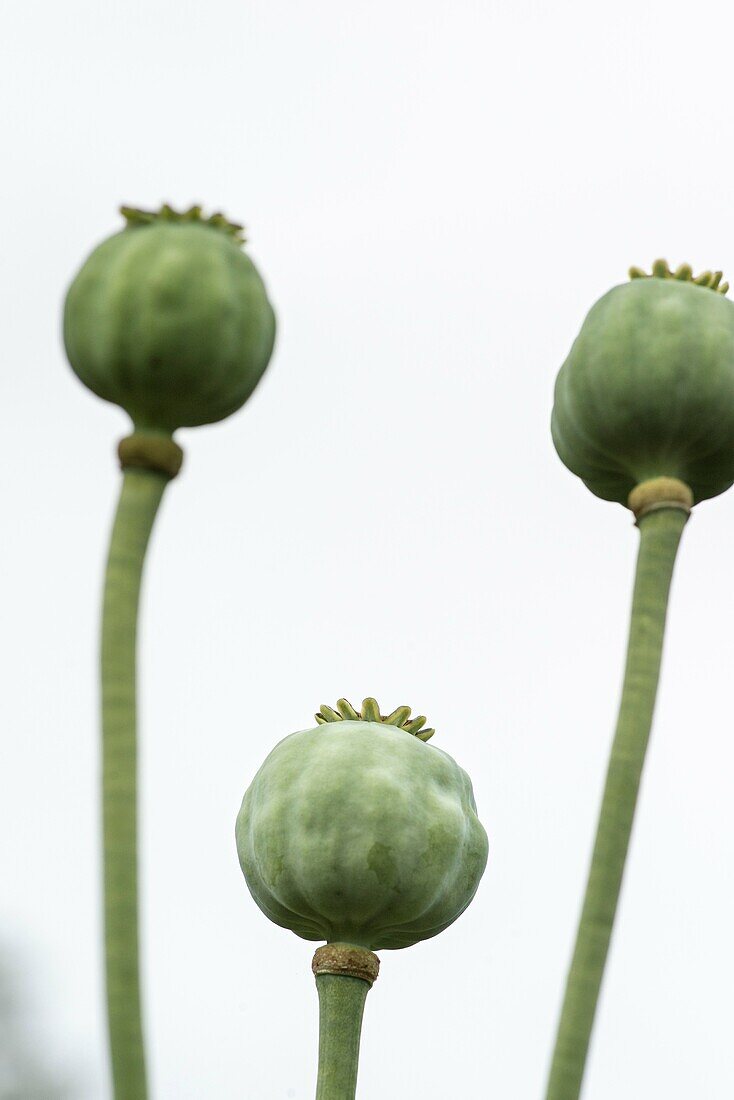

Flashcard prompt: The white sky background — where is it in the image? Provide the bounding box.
[3,1,734,1096]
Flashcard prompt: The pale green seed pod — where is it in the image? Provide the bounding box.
[236,700,488,951]
[552,261,734,505]
[63,204,276,432]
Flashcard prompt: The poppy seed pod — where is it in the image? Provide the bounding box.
[236,699,488,951]
[63,204,276,432]
[551,261,734,505]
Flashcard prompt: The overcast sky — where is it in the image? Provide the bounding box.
[3,2,734,1097]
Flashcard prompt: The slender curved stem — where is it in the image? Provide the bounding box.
[102,467,169,1100]
[545,505,688,1100]
[315,974,371,1099]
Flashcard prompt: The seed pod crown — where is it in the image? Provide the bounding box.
[315,697,435,741]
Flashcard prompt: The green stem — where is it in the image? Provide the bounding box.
[545,505,688,1100]
[315,974,371,1100]
[102,467,169,1100]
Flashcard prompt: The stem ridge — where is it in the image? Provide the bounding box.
[102,467,172,1099]
[544,505,688,1100]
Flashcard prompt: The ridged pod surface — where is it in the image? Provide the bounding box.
[236,720,488,950]
[551,271,734,504]
[63,210,276,431]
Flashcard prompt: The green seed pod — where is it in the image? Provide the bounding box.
[63,204,276,432]
[551,261,734,505]
[236,699,488,950]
